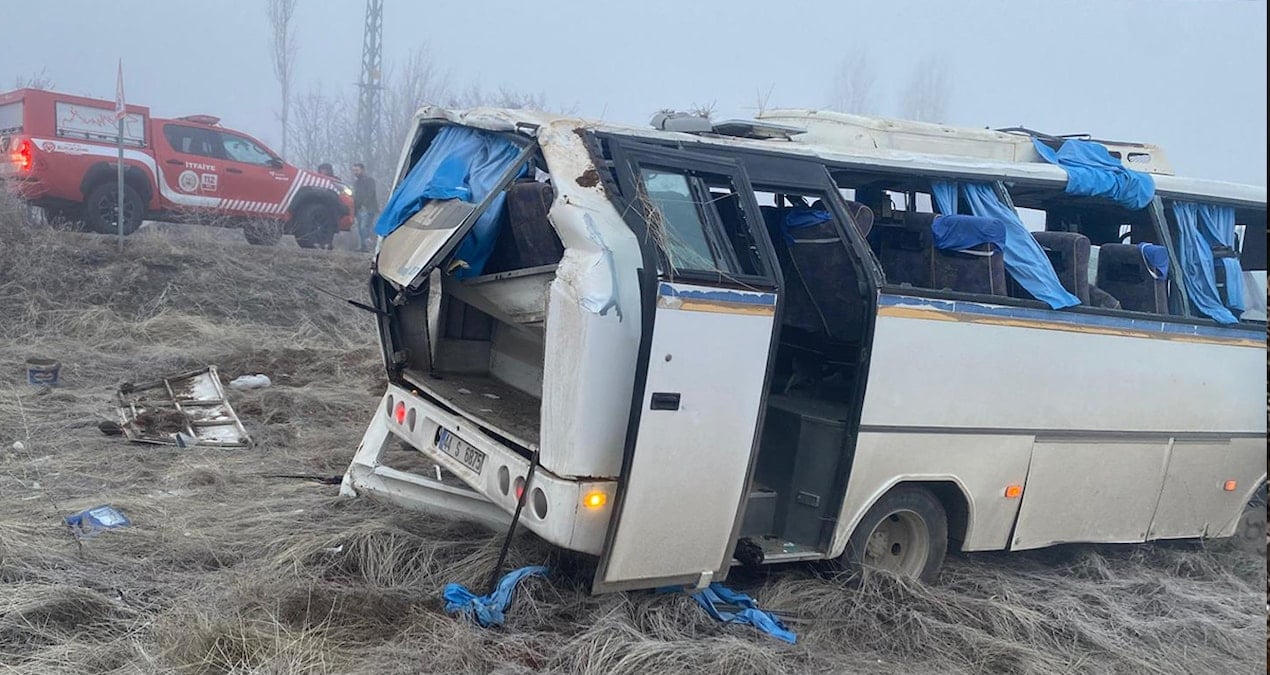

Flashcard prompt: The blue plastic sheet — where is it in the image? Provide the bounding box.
[931,214,1006,253]
[933,181,1080,309]
[1138,243,1170,280]
[374,125,527,278]
[1171,202,1238,324]
[1031,138,1155,210]
[443,565,549,627]
[658,583,796,644]
[1198,203,1245,312]
[781,208,833,243]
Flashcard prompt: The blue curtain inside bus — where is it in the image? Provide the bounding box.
[1031,138,1155,210]
[933,181,1081,309]
[375,126,527,278]
[1198,203,1245,312]
[1171,201,1238,324]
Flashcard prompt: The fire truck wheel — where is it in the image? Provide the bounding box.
[83,182,144,236]
[243,220,284,246]
[837,485,948,583]
[292,201,337,249]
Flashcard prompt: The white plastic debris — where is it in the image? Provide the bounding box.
[228,374,272,390]
[12,441,25,452]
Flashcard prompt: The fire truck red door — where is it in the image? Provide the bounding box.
[156,123,225,211]
[216,131,292,218]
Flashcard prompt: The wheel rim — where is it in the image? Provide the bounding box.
[862,509,930,578]
[97,193,135,227]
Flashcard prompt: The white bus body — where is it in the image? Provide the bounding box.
[342,107,1266,593]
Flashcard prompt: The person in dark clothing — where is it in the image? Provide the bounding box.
[352,162,378,252]
[317,162,339,181]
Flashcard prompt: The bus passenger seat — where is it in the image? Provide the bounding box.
[1032,231,1091,304]
[783,207,861,341]
[872,219,932,288]
[1097,243,1168,313]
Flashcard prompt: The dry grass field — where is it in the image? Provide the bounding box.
[0,196,1264,674]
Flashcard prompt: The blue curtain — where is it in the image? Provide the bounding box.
[1031,138,1155,210]
[374,126,527,278]
[1171,202,1238,324]
[932,181,1080,309]
[1197,204,1244,312]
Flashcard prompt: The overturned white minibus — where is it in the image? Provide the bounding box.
[341,107,1266,593]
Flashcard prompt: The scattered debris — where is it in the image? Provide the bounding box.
[262,473,343,485]
[25,357,60,385]
[115,366,252,448]
[443,565,549,627]
[97,420,124,436]
[12,440,26,452]
[228,374,272,390]
[64,505,131,538]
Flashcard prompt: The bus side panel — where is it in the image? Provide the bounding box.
[836,294,1263,556]
[831,431,1034,556]
[1011,439,1169,549]
[1148,437,1266,540]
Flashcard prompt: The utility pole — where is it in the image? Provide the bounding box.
[356,0,383,172]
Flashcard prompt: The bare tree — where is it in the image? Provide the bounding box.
[266,0,299,159]
[376,45,451,185]
[828,49,877,114]
[12,68,54,90]
[289,84,357,178]
[899,55,952,123]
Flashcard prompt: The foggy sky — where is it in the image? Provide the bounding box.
[3,0,1265,185]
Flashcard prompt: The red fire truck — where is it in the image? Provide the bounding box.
[0,88,353,247]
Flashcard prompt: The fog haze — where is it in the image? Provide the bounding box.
[4,0,1265,184]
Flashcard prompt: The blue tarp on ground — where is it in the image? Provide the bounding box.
[1171,201,1239,324]
[933,181,1081,309]
[443,565,549,627]
[374,125,527,278]
[1031,138,1155,210]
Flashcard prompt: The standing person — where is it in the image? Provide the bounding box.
[352,162,378,252]
[317,162,339,181]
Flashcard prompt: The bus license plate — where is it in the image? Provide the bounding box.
[437,429,485,474]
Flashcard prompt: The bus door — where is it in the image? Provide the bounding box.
[593,141,782,593]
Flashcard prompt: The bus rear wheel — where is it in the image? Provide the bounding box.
[839,486,947,583]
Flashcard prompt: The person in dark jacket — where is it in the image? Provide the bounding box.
[352,162,378,252]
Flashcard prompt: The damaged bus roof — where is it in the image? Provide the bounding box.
[407,106,1267,208]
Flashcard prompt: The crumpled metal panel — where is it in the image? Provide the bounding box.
[116,366,251,448]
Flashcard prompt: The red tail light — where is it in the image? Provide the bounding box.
[394,401,406,425]
[10,140,32,172]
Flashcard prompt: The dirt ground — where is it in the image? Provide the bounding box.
[0,201,1265,674]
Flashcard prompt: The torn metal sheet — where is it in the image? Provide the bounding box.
[116,366,251,448]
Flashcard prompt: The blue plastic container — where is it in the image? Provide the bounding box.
[26,358,60,386]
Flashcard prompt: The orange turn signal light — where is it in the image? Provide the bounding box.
[1223,480,1237,492]
[583,491,608,509]
[1004,484,1023,499]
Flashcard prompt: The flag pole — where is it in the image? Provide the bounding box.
[117,117,124,250]
[115,59,126,250]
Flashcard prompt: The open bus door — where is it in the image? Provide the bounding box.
[593,141,782,593]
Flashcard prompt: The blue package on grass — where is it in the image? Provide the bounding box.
[64,505,130,538]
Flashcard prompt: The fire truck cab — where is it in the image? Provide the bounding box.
[0,87,353,247]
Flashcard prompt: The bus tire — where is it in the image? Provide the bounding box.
[839,485,948,583]
[83,182,144,235]
[291,201,337,249]
[243,220,283,246]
